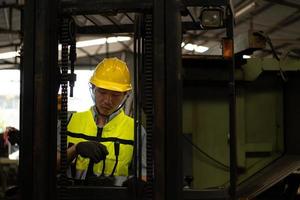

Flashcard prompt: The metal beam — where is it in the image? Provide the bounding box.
[263,0,300,10]
[0,42,21,48]
[153,0,183,199]
[83,15,104,26]
[236,2,274,26]
[77,47,101,63]
[0,27,21,34]
[165,0,183,199]
[21,0,58,199]
[183,0,229,6]
[62,0,152,15]
[265,10,300,35]
[65,186,129,200]
[77,22,208,35]
[237,155,300,199]
[153,0,166,199]
[77,24,132,34]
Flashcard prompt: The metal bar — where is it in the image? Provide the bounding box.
[226,5,237,200]
[105,15,121,26]
[236,2,274,26]
[265,11,300,35]
[143,13,154,199]
[103,15,122,32]
[133,14,138,181]
[119,41,133,52]
[77,22,204,35]
[9,7,12,31]
[77,24,131,34]
[137,18,142,180]
[237,155,300,198]
[133,15,143,198]
[183,0,229,6]
[124,13,134,23]
[0,4,22,9]
[65,186,129,200]
[20,0,36,199]
[105,40,109,57]
[0,42,21,48]
[183,189,229,200]
[165,0,183,199]
[0,27,21,34]
[62,0,152,15]
[83,15,103,26]
[153,0,166,198]
[21,0,58,200]
[77,47,100,63]
[263,0,300,10]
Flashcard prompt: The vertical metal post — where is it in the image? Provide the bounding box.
[153,0,182,199]
[21,0,58,199]
[153,0,166,198]
[133,13,143,183]
[165,1,183,199]
[133,14,139,181]
[226,4,237,200]
[143,13,154,200]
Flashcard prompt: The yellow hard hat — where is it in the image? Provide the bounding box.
[90,57,132,92]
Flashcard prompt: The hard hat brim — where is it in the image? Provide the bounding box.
[90,78,132,92]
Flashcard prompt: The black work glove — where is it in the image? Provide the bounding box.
[75,141,108,163]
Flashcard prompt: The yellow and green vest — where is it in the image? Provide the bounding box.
[67,108,134,178]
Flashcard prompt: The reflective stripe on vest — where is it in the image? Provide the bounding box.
[67,108,134,178]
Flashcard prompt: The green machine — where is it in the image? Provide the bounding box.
[182,54,300,199]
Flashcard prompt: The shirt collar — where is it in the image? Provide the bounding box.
[92,105,121,126]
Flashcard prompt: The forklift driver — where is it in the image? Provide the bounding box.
[57,57,146,186]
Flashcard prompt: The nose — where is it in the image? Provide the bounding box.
[103,93,112,104]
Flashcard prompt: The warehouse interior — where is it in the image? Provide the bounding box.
[0,0,300,199]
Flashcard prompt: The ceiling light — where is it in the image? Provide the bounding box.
[181,42,185,47]
[0,51,19,59]
[243,55,251,59]
[116,36,131,42]
[76,38,107,48]
[184,43,209,53]
[195,45,209,53]
[0,36,132,60]
[184,43,196,51]
[106,37,118,43]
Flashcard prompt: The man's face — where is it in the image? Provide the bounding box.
[94,87,126,116]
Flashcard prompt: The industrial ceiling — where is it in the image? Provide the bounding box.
[0,0,299,68]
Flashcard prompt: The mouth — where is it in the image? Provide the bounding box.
[100,105,112,112]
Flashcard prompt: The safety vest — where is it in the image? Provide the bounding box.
[67,108,134,178]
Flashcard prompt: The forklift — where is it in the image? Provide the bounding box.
[3,0,300,199]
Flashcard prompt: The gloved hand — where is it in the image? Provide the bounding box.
[75,141,108,163]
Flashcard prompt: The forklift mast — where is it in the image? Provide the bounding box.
[19,0,300,200]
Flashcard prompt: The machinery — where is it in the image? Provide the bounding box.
[0,0,299,199]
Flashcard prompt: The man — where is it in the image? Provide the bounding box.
[2,127,19,147]
[58,57,146,186]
